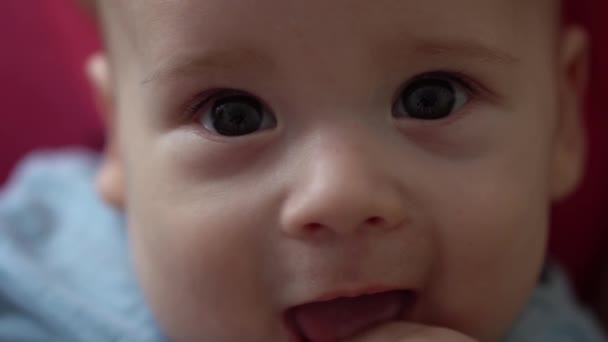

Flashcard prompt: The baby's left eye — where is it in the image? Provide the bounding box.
[394,73,470,120]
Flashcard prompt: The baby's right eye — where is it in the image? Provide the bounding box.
[198,92,277,137]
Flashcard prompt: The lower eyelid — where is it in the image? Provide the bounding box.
[183,73,485,134]
[398,98,483,129]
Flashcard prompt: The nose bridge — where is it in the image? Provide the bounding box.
[280,126,406,238]
[310,133,377,202]
[314,128,381,196]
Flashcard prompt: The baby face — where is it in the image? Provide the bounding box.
[93,0,586,340]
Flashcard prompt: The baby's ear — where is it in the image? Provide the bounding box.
[85,52,125,209]
[551,26,590,201]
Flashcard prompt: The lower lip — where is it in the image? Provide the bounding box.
[284,290,417,342]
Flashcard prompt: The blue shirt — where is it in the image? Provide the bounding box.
[0,149,605,341]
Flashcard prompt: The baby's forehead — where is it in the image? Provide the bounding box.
[98,0,561,78]
[106,0,558,38]
[102,0,559,28]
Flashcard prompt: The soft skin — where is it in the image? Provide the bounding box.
[86,0,588,340]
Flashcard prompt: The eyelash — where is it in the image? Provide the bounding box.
[183,70,484,124]
[401,70,477,98]
[394,70,480,118]
[184,89,252,119]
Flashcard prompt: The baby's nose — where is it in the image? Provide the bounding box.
[279,139,407,239]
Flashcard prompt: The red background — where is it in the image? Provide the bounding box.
[0,0,606,300]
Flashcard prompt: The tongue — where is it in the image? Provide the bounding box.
[292,290,406,342]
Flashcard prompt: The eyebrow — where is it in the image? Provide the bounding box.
[142,39,520,85]
[406,39,520,66]
[141,48,273,85]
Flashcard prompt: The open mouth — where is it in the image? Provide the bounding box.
[285,290,415,342]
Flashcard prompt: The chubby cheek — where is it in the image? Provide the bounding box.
[123,158,284,341]
[414,164,549,340]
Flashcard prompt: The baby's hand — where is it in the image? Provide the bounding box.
[344,322,478,342]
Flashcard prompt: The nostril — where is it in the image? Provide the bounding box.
[366,216,385,226]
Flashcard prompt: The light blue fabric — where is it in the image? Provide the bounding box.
[0,149,165,342]
[504,264,607,342]
[0,149,605,341]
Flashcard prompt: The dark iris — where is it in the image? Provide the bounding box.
[211,96,264,136]
[400,78,456,120]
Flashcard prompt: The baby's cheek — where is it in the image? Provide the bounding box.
[125,186,279,340]
[418,182,548,340]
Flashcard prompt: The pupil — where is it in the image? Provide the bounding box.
[212,96,263,136]
[402,79,456,120]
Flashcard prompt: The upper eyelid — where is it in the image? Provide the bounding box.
[192,89,242,110]
[187,90,277,134]
[404,71,475,93]
[424,70,498,101]
[392,70,497,109]
[184,89,260,120]
[184,70,490,120]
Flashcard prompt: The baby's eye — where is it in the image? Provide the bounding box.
[199,93,276,137]
[394,73,470,120]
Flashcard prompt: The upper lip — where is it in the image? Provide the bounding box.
[302,285,408,304]
[285,283,413,312]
